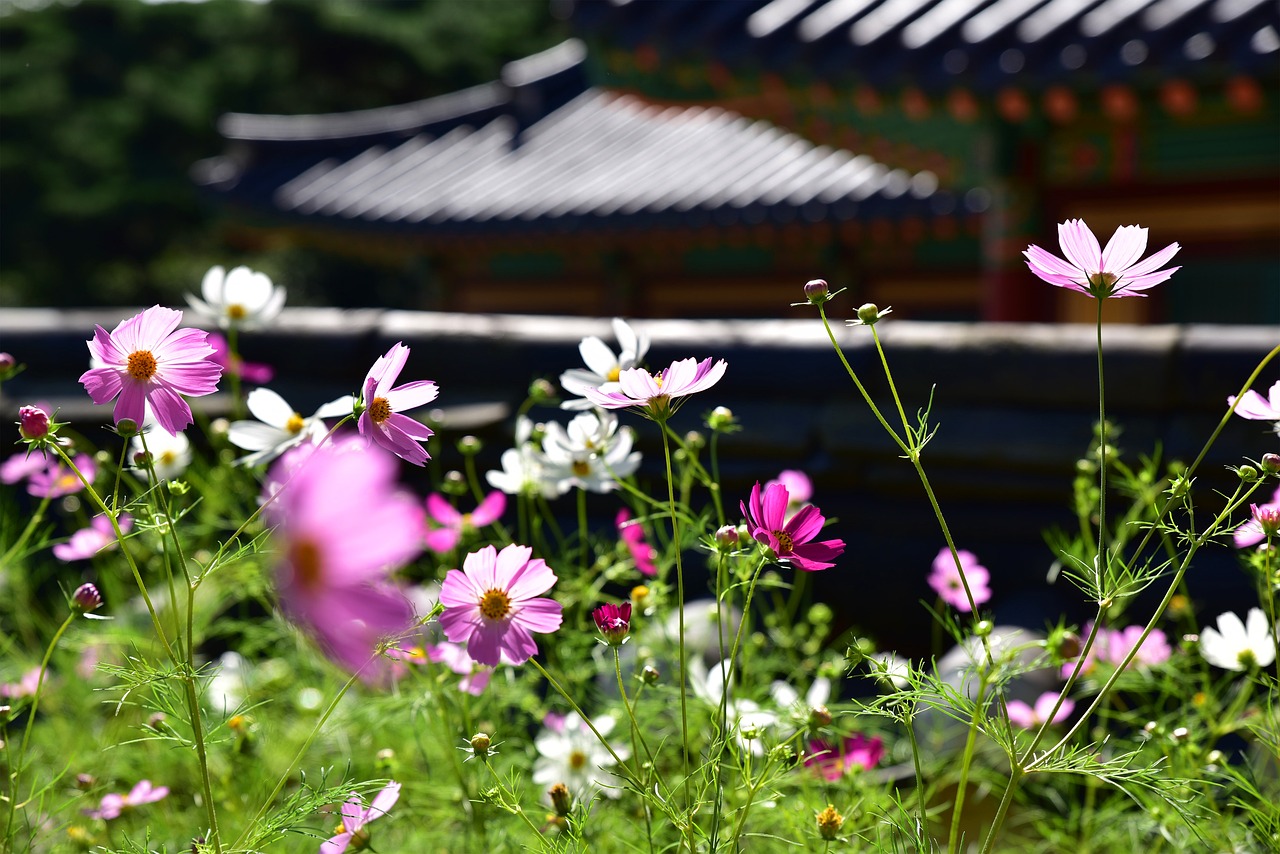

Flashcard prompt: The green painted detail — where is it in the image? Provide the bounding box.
[489,252,566,277]
[683,246,774,272]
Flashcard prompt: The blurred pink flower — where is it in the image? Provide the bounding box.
[1,450,49,485]
[79,305,222,435]
[265,437,423,681]
[764,469,812,519]
[28,454,96,499]
[439,544,563,667]
[358,342,438,466]
[805,734,884,781]
[424,641,495,695]
[928,548,991,612]
[1006,692,1075,729]
[742,480,845,572]
[1024,219,1180,299]
[423,491,505,553]
[584,356,727,420]
[53,513,132,562]
[321,781,400,854]
[1063,624,1171,677]
[0,668,40,699]
[1234,487,1280,548]
[208,332,274,385]
[83,779,169,820]
[1228,380,1280,422]
[617,508,657,577]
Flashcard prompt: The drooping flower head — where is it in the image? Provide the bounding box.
[265,437,423,681]
[358,342,438,466]
[928,548,992,612]
[804,734,884,781]
[532,712,629,802]
[53,513,132,562]
[187,264,285,329]
[560,317,651,410]
[320,781,400,854]
[741,480,845,572]
[83,779,169,821]
[617,508,658,577]
[1006,692,1075,729]
[439,544,563,667]
[1235,489,1280,548]
[1024,219,1180,299]
[79,306,222,435]
[1200,608,1277,672]
[423,490,506,553]
[584,357,727,421]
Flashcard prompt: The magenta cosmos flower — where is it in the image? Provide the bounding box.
[358,342,438,466]
[617,508,657,577]
[592,602,632,646]
[265,437,423,681]
[84,779,169,820]
[584,356,727,420]
[928,548,992,612]
[423,490,506,553]
[1024,219,1180,299]
[741,480,845,572]
[321,781,400,854]
[1006,692,1075,729]
[1235,488,1280,548]
[439,544,563,666]
[79,306,222,435]
[804,734,884,781]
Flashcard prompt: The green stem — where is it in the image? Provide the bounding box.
[659,425,694,822]
[0,493,52,572]
[614,649,656,854]
[903,706,930,854]
[947,675,989,854]
[577,488,589,576]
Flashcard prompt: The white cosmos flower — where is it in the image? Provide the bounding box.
[690,658,779,756]
[226,388,350,467]
[770,675,832,715]
[1200,608,1277,671]
[541,410,641,493]
[131,427,191,481]
[485,416,565,498]
[532,712,629,802]
[560,318,650,410]
[187,265,286,329]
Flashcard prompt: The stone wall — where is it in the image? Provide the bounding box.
[3,308,1276,653]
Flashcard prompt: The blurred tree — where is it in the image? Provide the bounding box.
[0,0,565,307]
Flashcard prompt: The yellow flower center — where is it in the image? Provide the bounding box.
[571,460,592,477]
[568,749,587,770]
[285,413,306,435]
[227,303,248,320]
[606,366,621,382]
[773,530,794,552]
[127,350,158,381]
[368,397,392,425]
[479,588,511,620]
[160,450,176,465]
[290,539,323,590]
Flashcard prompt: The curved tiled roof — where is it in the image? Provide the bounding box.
[574,0,1279,92]
[194,39,951,235]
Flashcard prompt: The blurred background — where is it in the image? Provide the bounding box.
[2,0,1277,322]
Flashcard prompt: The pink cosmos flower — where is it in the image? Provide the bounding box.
[583,356,727,420]
[321,781,400,854]
[27,454,96,499]
[83,779,169,820]
[208,332,274,385]
[423,491,506,553]
[1228,380,1280,423]
[592,602,632,645]
[1006,692,1075,729]
[439,544,563,666]
[79,306,222,435]
[424,641,495,695]
[1235,488,1280,548]
[804,734,885,781]
[1023,219,1180,299]
[742,480,845,572]
[1062,624,1171,677]
[53,513,132,562]
[1,450,49,485]
[617,508,657,577]
[0,668,40,699]
[265,437,423,681]
[928,548,992,612]
[358,342,438,466]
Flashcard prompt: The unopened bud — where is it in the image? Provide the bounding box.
[75,773,95,790]
[852,303,892,326]
[457,435,482,456]
[18,405,50,441]
[0,353,14,372]
[147,713,168,732]
[706,406,736,432]
[816,804,845,840]
[529,378,557,404]
[469,732,492,757]
[684,430,705,450]
[1238,465,1259,482]
[641,665,660,685]
[114,418,139,438]
[714,525,740,551]
[803,278,830,305]
[72,583,102,614]
[809,705,832,728]
[441,470,467,495]
[974,619,994,637]
[1261,453,1280,474]
[548,782,572,817]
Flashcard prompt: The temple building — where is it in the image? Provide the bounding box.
[194,0,1280,322]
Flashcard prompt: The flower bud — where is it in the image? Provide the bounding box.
[147,712,168,732]
[457,435,483,456]
[974,619,994,637]
[469,732,492,758]
[1262,453,1280,474]
[714,524,740,552]
[133,451,151,468]
[592,602,632,646]
[641,664,660,685]
[18,405,50,441]
[816,804,845,840]
[808,705,832,728]
[851,303,893,326]
[72,583,102,614]
[0,352,14,372]
[803,278,830,305]
[1238,464,1259,482]
[529,378,557,404]
[441,470,467,496]
[548,782,572,817]
[706,405,736,432]
[114,418,139,438]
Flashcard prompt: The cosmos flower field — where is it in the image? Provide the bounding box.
[1,225,1278,853]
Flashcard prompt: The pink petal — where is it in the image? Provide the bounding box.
[660,358,698,394]
[439,603,483,644]
[471,491,506,526]
[341,794,366,831]
[492,544,535,590]
[426,494,462,526]
[462,545,501,592]
[505,555,557,602]
[440,568,485,609]
[113,306,182,354]
[789,539,843,571]
[367,781,401,822]
[425,527,462,553]
[146,384,196,435]
[113,379,151,427]
[759,482,789,530]
[617,367,660,401]
[1117,240,1180,279]
[512,596,563,633]
[373,343,411,397]
[79,366,124,406]
[465,619,510,666]
[385,380,438,413]
[1023,244,1085,280]
[86,325,126,366]
[320,832,353,854]
[1100,225,1147,273]
[785,503,825,544]
[498,620,539,664]
[1057,219,1101,273]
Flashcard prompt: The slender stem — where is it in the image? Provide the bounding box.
[817,306,906,451]
[947,675,989,854]
[1095,298,1111,612]
[0,493,51,571]
[577,487,589,575]
[903,706,930,854]
[708,430,725,528]
[614,649,656,854]
[659,425,694,819]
